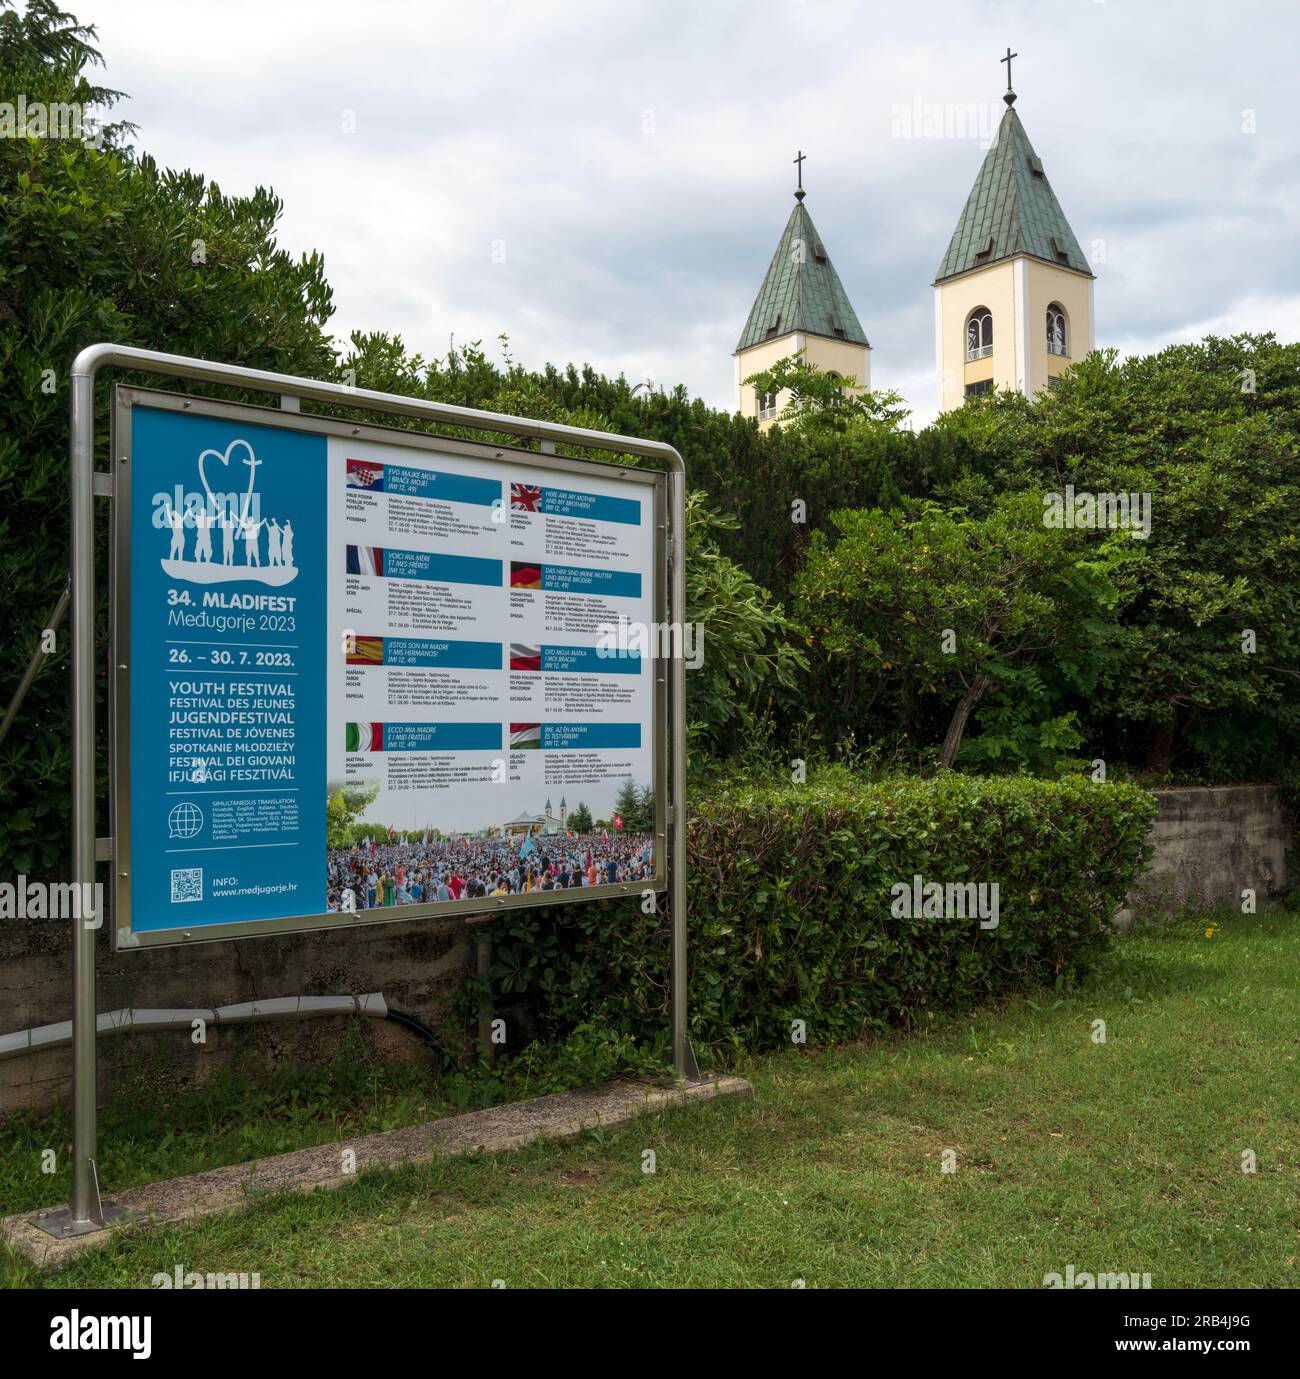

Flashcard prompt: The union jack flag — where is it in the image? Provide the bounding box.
[511,482,542,512]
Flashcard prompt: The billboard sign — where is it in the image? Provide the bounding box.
[111,387,666,948]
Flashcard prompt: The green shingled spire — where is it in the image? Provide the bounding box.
[934,105,1092,284]
[735,197,868,353]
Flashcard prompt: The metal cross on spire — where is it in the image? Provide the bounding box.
[793,149,806,201]
[1001,46,1019,106]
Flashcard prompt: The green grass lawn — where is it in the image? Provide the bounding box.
[3,910,1297,1288]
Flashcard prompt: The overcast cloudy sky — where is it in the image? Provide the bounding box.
[70,0,1297,426]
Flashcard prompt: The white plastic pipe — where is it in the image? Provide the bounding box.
[0,993,389,1061]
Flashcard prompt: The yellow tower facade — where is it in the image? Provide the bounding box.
[934,85,1094,412]
[735,177,870,429]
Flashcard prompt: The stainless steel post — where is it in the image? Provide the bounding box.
[69,363,102,1228]
[668,467,691,1082]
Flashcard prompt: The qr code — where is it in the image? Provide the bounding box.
[170,867,203,904]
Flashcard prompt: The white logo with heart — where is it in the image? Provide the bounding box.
[197,438,259,527]
[160,435,297,587]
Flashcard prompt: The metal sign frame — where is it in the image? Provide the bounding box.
[51,343,693,1239]
[109,384,670,950]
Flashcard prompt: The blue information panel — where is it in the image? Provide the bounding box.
[125,406,329,934]
[113,392,664,948]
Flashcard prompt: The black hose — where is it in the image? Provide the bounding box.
[385,1007,459,1069]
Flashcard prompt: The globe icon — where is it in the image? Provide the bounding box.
[168,801,204,840]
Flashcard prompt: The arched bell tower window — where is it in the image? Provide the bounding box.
[966,308,993,361]
[1046,304,1068,357]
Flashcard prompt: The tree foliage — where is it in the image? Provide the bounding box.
[794,494,1123,773]
[742,348,910,436]
[928,338,1300,778]
[0,7,335,872]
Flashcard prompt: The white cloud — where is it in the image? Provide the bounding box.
[68,0,1300,417]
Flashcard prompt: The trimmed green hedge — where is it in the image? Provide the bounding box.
[483,771,1158,1061]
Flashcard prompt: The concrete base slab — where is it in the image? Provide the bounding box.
[4,1074,750,1268]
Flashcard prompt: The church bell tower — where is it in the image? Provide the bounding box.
[934,50,1094,412]
[735,152,871,428]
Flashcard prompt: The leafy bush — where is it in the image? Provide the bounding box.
[481,769,1157,1062]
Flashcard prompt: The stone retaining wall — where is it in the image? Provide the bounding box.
[1125,785,1291,919]
[0,914,473,1119]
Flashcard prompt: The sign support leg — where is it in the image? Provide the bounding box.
[34,363,126,1239]
[667,467,700,1084]
[71,366,100,1228]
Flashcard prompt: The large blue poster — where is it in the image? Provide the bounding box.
[127,406,328,932]
[119,397,662,947]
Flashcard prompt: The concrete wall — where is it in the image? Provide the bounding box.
[1125,784,1292,921]
[0,912,474,1121]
